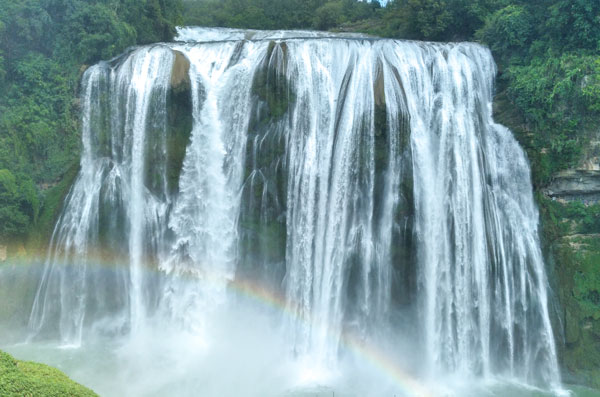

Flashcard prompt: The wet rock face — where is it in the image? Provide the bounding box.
[142,49,193,199]
[171,51,191,89]
[166,50,193,196]
[545,170,600,203]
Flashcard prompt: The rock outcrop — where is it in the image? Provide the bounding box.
[545,170,600,203]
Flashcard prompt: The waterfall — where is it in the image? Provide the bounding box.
[28,27,561,390]
[29,46,176,343]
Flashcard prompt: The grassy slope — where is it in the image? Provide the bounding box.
[0,350,97,397]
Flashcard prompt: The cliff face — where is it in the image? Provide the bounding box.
[494,88,600,387]
[545,130,600,203]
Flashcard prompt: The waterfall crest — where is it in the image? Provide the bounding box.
[28,27,561,389]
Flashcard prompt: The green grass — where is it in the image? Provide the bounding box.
[0,350,97,397]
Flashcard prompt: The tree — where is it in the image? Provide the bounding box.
[476,5,533,59]
[546,0,600,51]
[313,1,346,30]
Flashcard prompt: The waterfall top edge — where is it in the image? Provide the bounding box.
[175,26,370,42]
[174,26,484,47]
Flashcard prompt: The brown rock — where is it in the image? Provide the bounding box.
[171,51,190,89]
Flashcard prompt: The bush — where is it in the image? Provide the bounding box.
[507,53,600,174]
[476,5,533,59]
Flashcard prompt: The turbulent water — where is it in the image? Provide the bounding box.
[23,27,563,395]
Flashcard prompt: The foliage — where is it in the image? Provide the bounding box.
[182,0,381,31]
[475,0,600,186]
[572,244,600,320]
[542,198,600,237]
[182,0,501,40]
[55,2,137,64]
[382,0,452,40]
[537,193,600,385]
[503,54,600,179]
[314,1,346,31]
[0,0,183,244]
[475,5,532,59]
[0,350,97,396]
[0,169,39,239]
[545,0,600,52]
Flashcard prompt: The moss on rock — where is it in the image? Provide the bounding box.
[251,41,295,123]
[553,235,600,388]
[237,43,292,286]
[536,194,600,387]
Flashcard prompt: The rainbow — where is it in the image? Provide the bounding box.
[225,277,435,397]
[8,254,435,396]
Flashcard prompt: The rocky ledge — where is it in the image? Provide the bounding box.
[545,170,600,203]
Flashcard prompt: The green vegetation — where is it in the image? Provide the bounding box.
[182,0,381,31]
[0,350,97,396]
[538,195,600,387]
[182,0,499,40]
[0,169,39,240]
[0,0,183,249]
[542,199,600,237]
[477,1,599,187]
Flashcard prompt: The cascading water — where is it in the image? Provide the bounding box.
[29,46,176,343]
[25,27,562,394]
